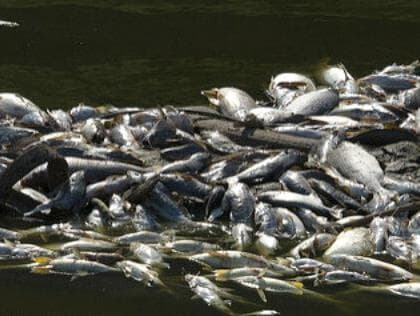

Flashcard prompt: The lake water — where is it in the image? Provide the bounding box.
[0,1,419,108]
[0,1,419,315]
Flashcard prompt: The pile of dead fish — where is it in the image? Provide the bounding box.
[0,61,420,315]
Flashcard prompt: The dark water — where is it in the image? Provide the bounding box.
[0,1,419,108]
[1,1,420,315]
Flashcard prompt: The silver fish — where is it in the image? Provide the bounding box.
[328,255,413,281]
[201,87,257,121]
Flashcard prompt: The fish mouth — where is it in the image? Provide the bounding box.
[201,89,217,98]
[201,89,220,107]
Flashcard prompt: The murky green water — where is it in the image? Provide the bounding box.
[0,1,419,315]
[1,1,419,108]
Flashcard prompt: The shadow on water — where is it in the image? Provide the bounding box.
[0,1,419,108]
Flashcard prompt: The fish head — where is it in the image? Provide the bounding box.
[201,88,220,108]
[70,171,86,187]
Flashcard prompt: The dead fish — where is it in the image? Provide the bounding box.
[160,239,221,254]
[132,204,160,231]
[272,207,306,239]
[0,227,22,241]
[254,203,280,255]
[20,157,149,189]
[323,228,374,258]
[232,275,303,302]
[130,242,169,269]
[290,233,336,258]
[370,217,389,254]
[269,73,315,93]
[69,104,98,122]
[223,182,255,250]
[201,157,246,183]
[0,20,19,28]
[0,126,38,145]
[117,260,166,288]
[190,250,296,275]
[283,88,339,116]
[24,171,86,217]
[201,87,257,121]
[387,282,420,300]
[114,231,166,245]
[60,238,117,252]
[0,93,42,118]
[86,172,146,200]
[318,63,358,94]
[325,139,395,209]
[159,173,212,200]
[245,107,298,126]
[328,255,413,281]
[308,178,363,210]
[330,103,399,123]
[386,236,412,261]
[320,270,373,285]
[200,130,251,154]
[397,87,420,110]
[379,60,419,75]
[228,150,305,184]
[408,212,420,235]
[359,74,416,92]
[185,274,235,315]
[160,143,206,161]
[80,118,106,143]
[110,124,140,149]
[214,267,287,281]
[32,257,117,276]
[290,258,335,273]
[268,73,315,107]
[205,185,226,222]
[146,182,191,223]
[258,190,343,219]
[160,152,211,174]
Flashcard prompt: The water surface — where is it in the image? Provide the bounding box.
[0,1,419,108]
[0,1,419,315]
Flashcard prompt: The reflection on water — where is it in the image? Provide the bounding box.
[0,1,419,108]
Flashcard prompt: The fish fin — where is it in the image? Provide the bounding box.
[257,268,268,278]
[288,281,304,289]
[3,239,15,247]
[24,202,52,217]
[190,294,200,300]
[189,259,213,271]
[224,299,232,306]
[214,269,228,281]
[40,208,52,215]
[158,262,171,269]
[331,207,344,220]
[73,271,89,280]
[40,233,49,243]
[257,289,267,303]
[32,256,52,265]
[72,248,83,259]
[114,248,124,256]
[70,275,79,282]
[219,287,236,294]
[31,266,51,274]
